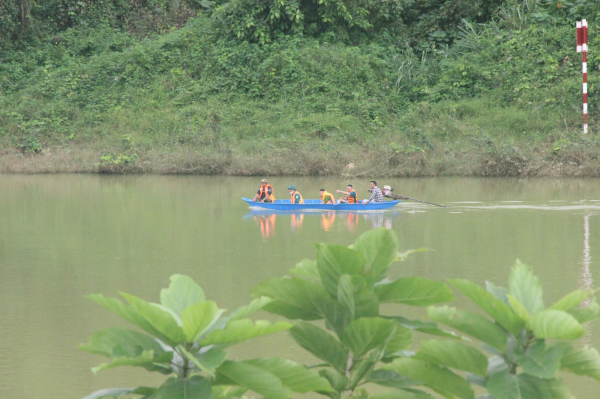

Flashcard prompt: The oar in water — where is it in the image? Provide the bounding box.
[387,193,446,208]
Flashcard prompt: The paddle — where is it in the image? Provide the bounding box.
[388,194,446,207]
[368,189,446,207]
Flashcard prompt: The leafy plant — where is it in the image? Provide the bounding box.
[409,260,600,399]
[81,274,334,399]
[252,228,458,398]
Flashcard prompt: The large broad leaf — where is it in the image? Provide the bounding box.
[508,261,545,315]
[194,346,227,373]
[82,387,155,399]
[181,301,223,342]
[199,319,291,346]
[317,297,353,337]
[340,317,398,358]
[368,369,422,389]
[91,350,170,374]
[251,277,329,320]
[384,325,412,355]
[244,358,334,393]
[546,379,575,399]
[228,296,273,321]
[352,227,399,277]
[514,341,564,379]
[349,348,386,390]
[427,306,507,352]
[338,274,355,318]
[550,289,594,311]
[155,376,211,399]
[383,357,474,399]
[386,316,464,340]
[487,371,551,399]
[212,386,248,399]
[289,259,320,281]
[450,279,524,335]
[316,244,367,297]
[369,389,435,399]
[529,310,584,340]
[121,293,185,345]
[160,274,206,318]
[568,298,600,324]
[215,360,293,399]
[560,344,600,380]
[289,322,348,371]
[486,281,509,304]
[507,294,531,323]
[319,369,347,394]
[88,294,174,345]
[414,340,488,376]
[80,327,165,357]
[376,277,454,306]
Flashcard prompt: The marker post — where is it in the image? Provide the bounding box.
[577,20,589,134]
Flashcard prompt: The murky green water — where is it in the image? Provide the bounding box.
[1,175,599,398]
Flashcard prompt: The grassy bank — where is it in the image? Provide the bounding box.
[1,5,599,176]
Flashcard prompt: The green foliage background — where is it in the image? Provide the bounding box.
[1,0,600,175]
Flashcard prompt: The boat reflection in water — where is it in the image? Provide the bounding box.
[246,210,397,239]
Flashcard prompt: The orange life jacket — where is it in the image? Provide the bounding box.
[291,191,304,204]
[347,189,357,204]
[259,184,275,201]
[320,191,335,204]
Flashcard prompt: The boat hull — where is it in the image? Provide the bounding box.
[242,197,400,210]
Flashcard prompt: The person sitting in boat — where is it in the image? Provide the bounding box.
[253,178,275,203]
[319,189,336,204]
[336,184,358,204]
[368,184,393,198]
[288,185,304,204]
[362,181,383,205]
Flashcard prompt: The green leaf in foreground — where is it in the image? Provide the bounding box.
[352,227,399,277]
[155,375,211,399]
[427,306,507,351]
[368,369,421,389]
[529,310,584,340]
[244,357,334,393]
[289,259,320,280]
[560,345,600,380]
[550,289,594,311]
[508,260,545,315]
[340,317,397,358]
[486,371,551,399]
[251,277,328,320]
[160,274,206,318]
[414,340,488,376]
[375,277,454,306]
[568,298,600,324]
[82,387,155,399]
[289,322,348,371]
[181,301,223,342]
[199,319,291,346]
[450,278,524,335]
[369,389,435,399]
[383,357,474,399]
[215,360,293,399]
[515,341,564,379]
[317,244,367,297]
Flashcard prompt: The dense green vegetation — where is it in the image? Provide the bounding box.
[1,0,600,175]
[82,228,600,398]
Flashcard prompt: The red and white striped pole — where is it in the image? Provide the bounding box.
[577,20,589,134]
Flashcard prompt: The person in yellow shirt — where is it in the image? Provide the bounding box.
[319,189,336,204]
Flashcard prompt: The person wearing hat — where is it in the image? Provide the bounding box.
[253,178,276,203]
[319,188,336,204]
[288,185,304,204]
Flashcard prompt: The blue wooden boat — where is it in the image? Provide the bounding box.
[242,197,400,210]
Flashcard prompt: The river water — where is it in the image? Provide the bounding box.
[1,175,599,398]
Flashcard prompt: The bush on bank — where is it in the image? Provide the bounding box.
[1,0,600,175]
[82,228,600,399]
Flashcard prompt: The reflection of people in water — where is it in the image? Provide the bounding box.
[291,213,304,231]
[321,211,336,232]
[257,214,276,238]
[362,213,392,229]
[347,213,359,232]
